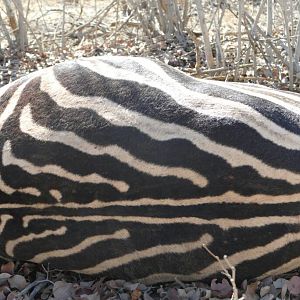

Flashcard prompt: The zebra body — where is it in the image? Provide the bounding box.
[0,56,300,283]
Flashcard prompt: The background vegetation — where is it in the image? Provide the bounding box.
[0,0,300,91]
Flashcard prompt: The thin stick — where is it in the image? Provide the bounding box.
[235,0,244,80]
[203,244,241,300]
[279,0,293,90]
[198,63,253,75]
[194,0,214,69]
[266,0,274,64]
[0,11,13,47]
[61,0,66,55]
[67,0,117,37]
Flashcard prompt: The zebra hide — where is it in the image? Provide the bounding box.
[0,56,300,283]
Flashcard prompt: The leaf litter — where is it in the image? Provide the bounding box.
[0,261,300,300]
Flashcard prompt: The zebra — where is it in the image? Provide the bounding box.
[0,55,300,284]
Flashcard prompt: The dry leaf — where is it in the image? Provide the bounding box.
[0,273,12,285]
[281,281,288,299]
[80,281,94,288]
[53,281,74,300]
[177,288,188,300]
[202,289,211,299]
[260,286,271,297]
[0,261,14,275]
[260,294,274,300]
[131,289,141,300]
[80,292,99,300]
[137,283,147,291]
[187,288,200,300]
[287,276,300,296]
[106,280,119,289]
[143,293,154,300]
[8,274,28,290]
[244,281,259,300]
[124,282,139,291]
[6,291,17,300]
[41,286,52,300]
[273,278,288,290]
[119,293,130,300]
[167,288,179,300]
[211,279,232,298]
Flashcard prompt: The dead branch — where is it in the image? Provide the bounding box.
[203,244,242,300]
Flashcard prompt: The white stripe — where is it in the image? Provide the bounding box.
[31,229,130,263]
[22,214,300,231]
[218,80,300,109]
[258,256,300,279]
[40,68,300,185]
[49,189,62,202]
[0,82,13,99]
[75,233,213,275]
[16,187,41,197]
[2,140,129,193]
[0,175,14,194]
[205,79,300,128]
[0,79,29,131]
[103,56,300,110]
[0,175,41,196]
[0,215,13,234]
[198,231,300,279]
[5,226,67,257]
[0,190,300,209]
[139,231,300,283]
[20,104,208,188]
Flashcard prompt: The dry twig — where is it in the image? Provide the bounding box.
[203,244,243,300]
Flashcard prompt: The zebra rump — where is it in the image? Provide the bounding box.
[0,56,300,283]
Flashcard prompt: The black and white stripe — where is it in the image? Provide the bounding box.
[0,56,300,283]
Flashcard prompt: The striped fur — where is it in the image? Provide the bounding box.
[1,56,300,283]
